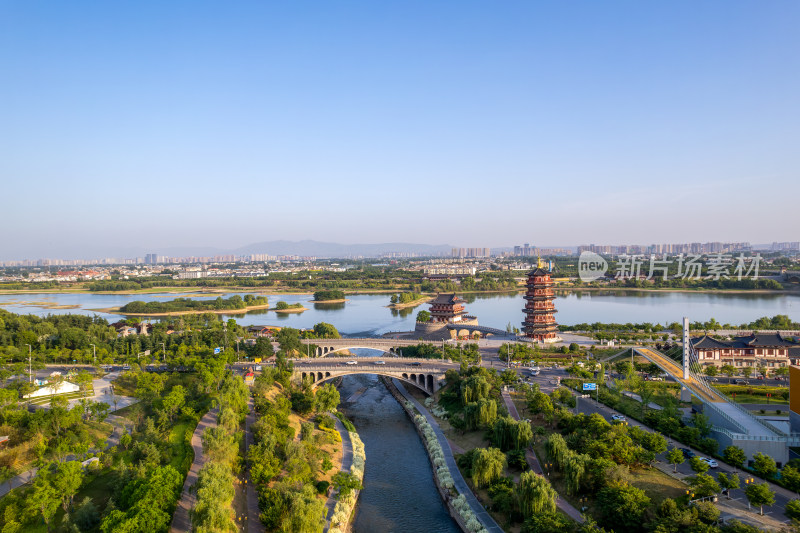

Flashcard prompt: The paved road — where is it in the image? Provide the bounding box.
[393,380,504,533]
[501,390,584,523]
[575,397,795,529]
[170,407,219,533]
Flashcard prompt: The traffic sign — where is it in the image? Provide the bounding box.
[214,347,221,354]
[582,383,597,391]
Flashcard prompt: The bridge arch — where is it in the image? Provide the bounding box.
[313,346,405,358]
[297,369,441,395]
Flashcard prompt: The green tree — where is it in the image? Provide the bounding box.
[689,456,709,474]
[332,471,362,497]
[50,460,84,511]
[723,446,746,470]
[471,447,506,487]
[781,465,800,492]
[26,475,60,532]
[752,452,777,479]
[416,310,431,322]
[516,471,557,517]
[720,364,736,377]
[315,383,340,413]
[745,482,775,516]
[312,322,340,339]
[786,499,800,521]
[666,447,684,473]
[596,481,650,531]
[717,472,740,499]
[688,473,720,497]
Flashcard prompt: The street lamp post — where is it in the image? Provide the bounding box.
[25,344,32,383]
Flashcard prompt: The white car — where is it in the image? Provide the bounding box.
[374,361,386,365]
[610,414,627,422]
[699,457,718,468]
[345,360,358,365]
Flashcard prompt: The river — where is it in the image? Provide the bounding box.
[0,290,797,334]
[337,370,460,533]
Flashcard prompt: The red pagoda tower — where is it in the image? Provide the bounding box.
[522,259,559,341]
[428,293,467,322]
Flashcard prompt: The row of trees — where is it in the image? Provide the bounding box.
[191,374,250,531]
[249,356,343,532]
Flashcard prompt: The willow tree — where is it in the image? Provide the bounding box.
[516,471,557,517]
[563,453,591,495]
[471,447,506,487]
[546,433,569,469]
[461,376,490,405]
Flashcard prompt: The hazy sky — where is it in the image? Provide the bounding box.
[2,2,799,259]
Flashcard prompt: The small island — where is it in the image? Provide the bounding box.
[274,301,307,313]
[114,294,269,316]
[310,289,347,303]
[387,292,431,309]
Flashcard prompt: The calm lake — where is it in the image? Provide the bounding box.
[0,290,797,335]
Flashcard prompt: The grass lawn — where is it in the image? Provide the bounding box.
[168,419,193,471]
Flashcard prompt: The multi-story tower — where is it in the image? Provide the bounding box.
[428,293,467,322]
[522,259,559,342]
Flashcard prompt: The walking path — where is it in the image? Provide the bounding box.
[501,390,585,523]
[170,407,219,533]
[0,413,131,498]
[244,397,265,533]
[323,415,354,532]
[393,380,504,533]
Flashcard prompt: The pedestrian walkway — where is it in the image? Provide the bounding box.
[323,415,354,532]
[170,407,219,533]
[501,390,585,523]
[244,397,265,533]
[393,380,504,533]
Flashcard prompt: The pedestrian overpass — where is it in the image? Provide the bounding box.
[632,318,790,463]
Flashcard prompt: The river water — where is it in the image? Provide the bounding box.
[0,290,797,334]
[337,372,460,533]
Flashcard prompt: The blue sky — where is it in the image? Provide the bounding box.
[1,2,799,259]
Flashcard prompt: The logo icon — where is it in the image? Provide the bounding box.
[578,251,608,282]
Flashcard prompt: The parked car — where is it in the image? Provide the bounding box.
[680,448,696,459]
[610,414,627,422]
[735,379,749,385]
[698,457,718,468]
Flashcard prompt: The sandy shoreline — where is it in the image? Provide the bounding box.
[309,299,348,304]
[97,304,273,316]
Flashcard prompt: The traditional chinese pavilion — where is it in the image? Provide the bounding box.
[428,293,467,322]
[522,260,560,341]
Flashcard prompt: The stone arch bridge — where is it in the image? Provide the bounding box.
[299,338,441,357]
[293,357,454,394]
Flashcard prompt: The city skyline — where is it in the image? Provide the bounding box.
[2,2,799,257]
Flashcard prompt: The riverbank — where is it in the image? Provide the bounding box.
[96,303,273,316]
[310,299,348,304]
[382,377,501,533]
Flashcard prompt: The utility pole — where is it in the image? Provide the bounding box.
[161,342,166,362]
[90,343,96,365]
[25,344,32,383]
